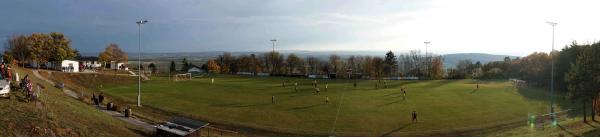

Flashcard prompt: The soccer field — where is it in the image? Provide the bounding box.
[100,75,570,136]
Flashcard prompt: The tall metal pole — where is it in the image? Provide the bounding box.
[271,39,276,53]
[136,20,148,107]
[137,23,141,107]
[546,21,557,125]
[270,39,276,74]
[424,41,430,79]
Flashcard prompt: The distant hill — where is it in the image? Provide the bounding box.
[442,53,519,69]
[84,51,519,69]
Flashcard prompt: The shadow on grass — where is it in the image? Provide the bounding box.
[127,127,153,136]
[379,123,411,137]
[558,124,577,137]
[585,121,597,128]
[515,87,578,117]
[289,104,325,110]
[582,127,600,136]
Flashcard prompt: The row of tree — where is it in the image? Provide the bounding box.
[469,41,600,121]
[4,32,79,67]
[4,33,130,70]
[190,51,444,79]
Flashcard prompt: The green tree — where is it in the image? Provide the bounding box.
[565,44,600,122]
[169,60,176,73]
[48,32,77,68]
[520,52,551,86]
[98,43,128,63]
[2,52,13,64]
[384,51,397,76]
[181,58,189,71]
[28,33,52,68]
[556,41,585,92]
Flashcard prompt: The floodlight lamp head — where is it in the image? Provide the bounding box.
[546,21,557,26]
[136,20,149,25]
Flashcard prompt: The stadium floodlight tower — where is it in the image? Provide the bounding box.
[136,19,148,107]
[270,39,277,53]
[270,39,277,73]
[546,21,557,125]
[424,41,431,79]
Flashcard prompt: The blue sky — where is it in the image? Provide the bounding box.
[1,0,599,56]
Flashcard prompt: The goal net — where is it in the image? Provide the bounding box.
[174,73,192,81]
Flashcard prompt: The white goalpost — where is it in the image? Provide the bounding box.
[173,73,192,81]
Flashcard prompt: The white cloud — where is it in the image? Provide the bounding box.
[302,0,600,56]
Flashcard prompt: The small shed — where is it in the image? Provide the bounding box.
[61,60,79,72]
[156,117,209,137]
[78,56,101,69]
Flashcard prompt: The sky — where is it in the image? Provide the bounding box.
[1,0,599,56]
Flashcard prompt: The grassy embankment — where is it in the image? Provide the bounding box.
[0,67,146,136]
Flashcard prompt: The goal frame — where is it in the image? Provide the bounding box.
[173,73,192,81]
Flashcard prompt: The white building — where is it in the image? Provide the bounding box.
[187,65,204,73]
[109,61,127,70]
[82,61,101,68]
[61,60,79,72]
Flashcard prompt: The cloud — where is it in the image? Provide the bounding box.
[1,0,599,56]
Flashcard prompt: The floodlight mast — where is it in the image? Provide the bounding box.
[546,21,557,125]
[136,19,148,107]
[424,41,431,79]
[270,39,277,73]
[270,39,277,53]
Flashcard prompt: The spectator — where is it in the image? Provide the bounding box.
[92,93,98,105]
[0,63,5,79]
[25,79,33,100]
[6,66,12,81]
[21,75,29,91]
[98,93,104,104]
